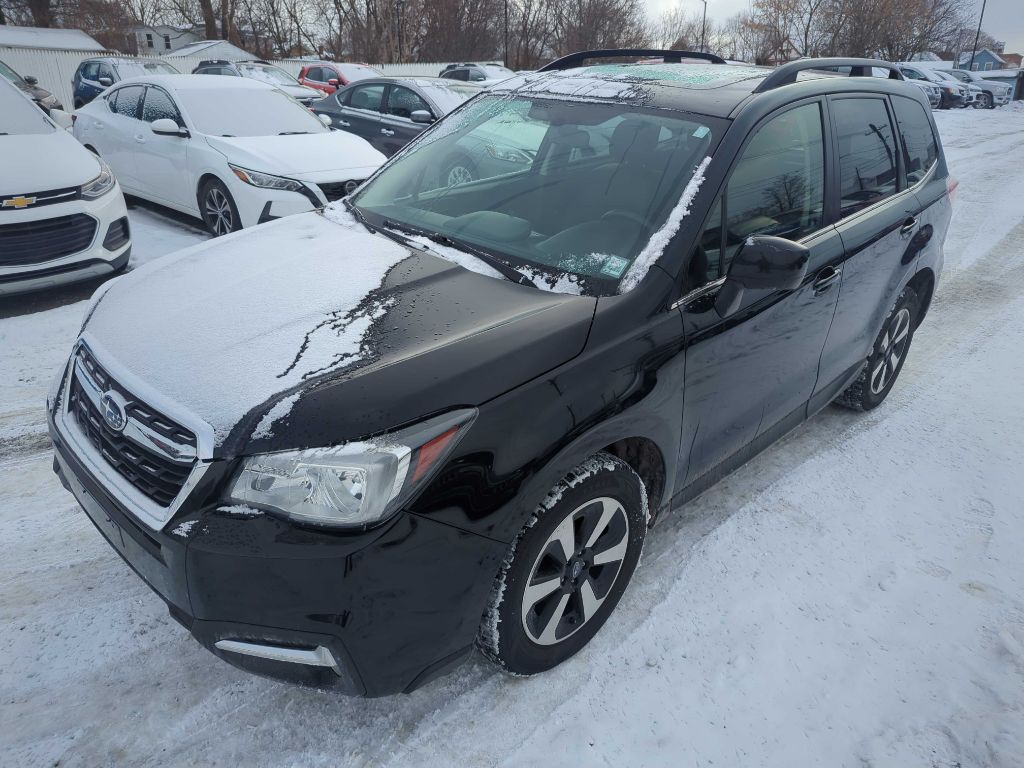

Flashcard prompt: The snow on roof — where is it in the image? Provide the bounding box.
[0,26,104,51]
[115,73,274,92]
[166,39,255,60]
[958,49,1006,65]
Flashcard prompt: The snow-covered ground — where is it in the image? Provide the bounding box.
[2,107,1024,767]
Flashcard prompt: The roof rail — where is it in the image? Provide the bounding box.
[538,48,727,72]
[753,57,903,92]
[197,59,232,66]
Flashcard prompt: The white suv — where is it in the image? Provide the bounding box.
[0,79,129,296]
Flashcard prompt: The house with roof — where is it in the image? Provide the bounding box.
[132,25,201,55]
[958,49,1005,71]
[163,39,256,62]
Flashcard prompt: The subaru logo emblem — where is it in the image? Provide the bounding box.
[100,391,127,432]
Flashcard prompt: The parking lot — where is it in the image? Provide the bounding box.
[2,104,1023,767]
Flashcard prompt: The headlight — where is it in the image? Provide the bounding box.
[81,159,115,200]
[227,409,476,529]
[229,165,304,192]
[485,144,532,164]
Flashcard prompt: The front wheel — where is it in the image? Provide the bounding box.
[477,453,647,676]
[836,286,918,411]
[199,178,241,237]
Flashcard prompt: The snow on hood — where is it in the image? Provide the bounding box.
[204,132,385,177]
[1,128,101,194]
[82,210,411,444]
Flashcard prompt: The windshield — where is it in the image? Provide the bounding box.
[114,60,179,78]
[0,82,55,135]
[180,88,326,136]
[237,63,299,86]
[419,82,480,113]
[352,95,718,293]
[482,64,515,78]
[0,59,26,86]
[337,63,379,82]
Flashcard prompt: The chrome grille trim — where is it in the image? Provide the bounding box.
[53,338,216,532]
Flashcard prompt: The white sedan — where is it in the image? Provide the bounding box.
[0,79,129,295]
[73,75,386,236]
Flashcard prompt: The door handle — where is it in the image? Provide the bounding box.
[134,134,146,143]
[899,216,918,235]
[813,265,841,294]
[337,120,350,127]
[380,128,395,136]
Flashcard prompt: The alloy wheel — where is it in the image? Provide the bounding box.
[870,307,911,395]
[520,496,629,646]
[447,165,474,187]
[205,188,234,235]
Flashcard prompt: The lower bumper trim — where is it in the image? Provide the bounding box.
[215,639,343,675]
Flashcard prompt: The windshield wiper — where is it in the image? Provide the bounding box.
[278,131,311,135]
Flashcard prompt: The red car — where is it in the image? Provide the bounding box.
[298,62,382,95]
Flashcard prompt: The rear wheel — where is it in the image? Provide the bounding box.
[978,92,993,109]
[478,453,647,676]
[199,178,241,237]
[836,286,918,411]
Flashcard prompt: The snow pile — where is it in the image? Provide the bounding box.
[619,155,712,293]
[170,520,196,537]
[250,391,302,440]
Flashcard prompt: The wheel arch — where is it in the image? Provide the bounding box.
[906,267,935,328]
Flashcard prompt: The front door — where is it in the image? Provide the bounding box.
[378,85,431,156]
[678,100,842,487]
[134,86,192,210]
[814,95,922,403]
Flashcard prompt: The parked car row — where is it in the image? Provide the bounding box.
[897,62,1012,108]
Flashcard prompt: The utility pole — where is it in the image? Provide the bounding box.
[968,0,987,71]
[699,0,708,53]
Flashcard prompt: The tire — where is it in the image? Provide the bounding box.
[477,452,648,676]
[442,155,477,187]
[980,93,994,109]
[836,286,919,411]
[199,178,242,237]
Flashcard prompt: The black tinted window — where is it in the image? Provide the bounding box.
[719,102,825,274]
[387,86,430,118]
[892,95,938,185]
[349,84,384,111]
[110,86,143,117]
[833,98,898,217]
[142,87,181,125]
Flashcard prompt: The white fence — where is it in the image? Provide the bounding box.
[0,44,460,110]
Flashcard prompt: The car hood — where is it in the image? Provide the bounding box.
[81,209,596,457]
[277,83,320,99]
[0,129,100,194]
[204,132,386,177]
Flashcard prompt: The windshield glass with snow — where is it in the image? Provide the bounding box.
[352,94,718,292]
[337,63,379,82]
[113,60,179,78]
[0,82,55,135]
[180,88,326,137]
[237,63,299,86]
[0,59,26,86]
[483,65,515,79]
[419,82,480,114]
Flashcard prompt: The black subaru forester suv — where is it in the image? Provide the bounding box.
[49,51,952,696]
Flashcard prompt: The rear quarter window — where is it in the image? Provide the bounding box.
[892,95,939,185]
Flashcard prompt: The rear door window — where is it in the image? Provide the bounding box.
[891,95,939,186]
[348,83,385,112]
[832,98,898,217]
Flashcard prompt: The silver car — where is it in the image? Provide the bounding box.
[948,69,1013,109]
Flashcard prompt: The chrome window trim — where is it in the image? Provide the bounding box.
[53,337,216,533]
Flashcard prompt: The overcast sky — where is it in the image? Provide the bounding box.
[643,0,1024,58]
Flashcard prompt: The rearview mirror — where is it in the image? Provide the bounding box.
[715,235,810,317]
[98,76,113,87]
[24,75,38,85]
[410,109,434,124]
[49,109,73,130]
[151,118,186,137]
[317,112,332,127]
[328,78,339,86]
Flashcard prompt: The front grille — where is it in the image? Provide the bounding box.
[318,180,365,202]
[0,186,79,213]
[68,347,197,507]
[0,214,97,266]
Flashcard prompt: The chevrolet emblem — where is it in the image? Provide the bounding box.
[2,196,37,209]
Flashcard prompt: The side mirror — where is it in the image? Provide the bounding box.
[98,76,113,87]
[151,118,186,137]
[328,78,340,86]
[715,235,810,317]
[410,109,435,124]
[24,75,38,85]
[317,112,332,127]
[49,108,73,130]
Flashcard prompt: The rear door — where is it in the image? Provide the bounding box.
[337,82,385,149]
[679,99,844,485]
[813,95,922,406]
[378,84,431,156]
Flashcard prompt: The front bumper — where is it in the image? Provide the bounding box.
[49,407,506,696]
[991,90,1011,106]
[0,186,130,295]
